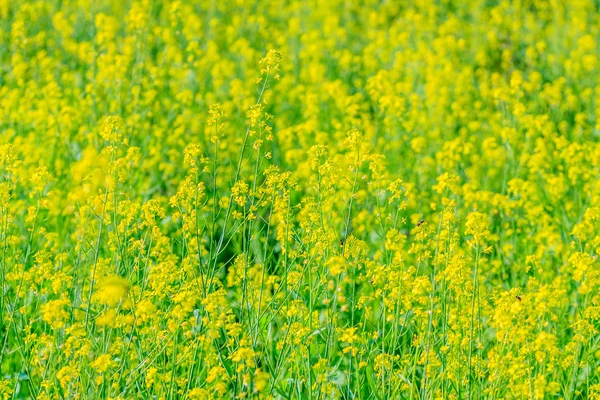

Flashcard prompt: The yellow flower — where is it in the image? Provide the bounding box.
[100,116,125,143]
[56,365,78,389]
[41,298,70,329]
[326,256,346,276]
[90,354,117,374]
[465,211,490,245]
[94,275,130,307]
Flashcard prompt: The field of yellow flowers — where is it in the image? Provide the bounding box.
[2,0,600,398]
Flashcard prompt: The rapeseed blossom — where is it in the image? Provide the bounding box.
[2,0,600,398]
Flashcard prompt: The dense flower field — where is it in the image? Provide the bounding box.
[2,0,600,398]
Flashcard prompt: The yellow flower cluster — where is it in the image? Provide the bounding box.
[2,0,600,399]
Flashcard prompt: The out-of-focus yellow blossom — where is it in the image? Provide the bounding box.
[94,275,131,307]
[41,298,70,329]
